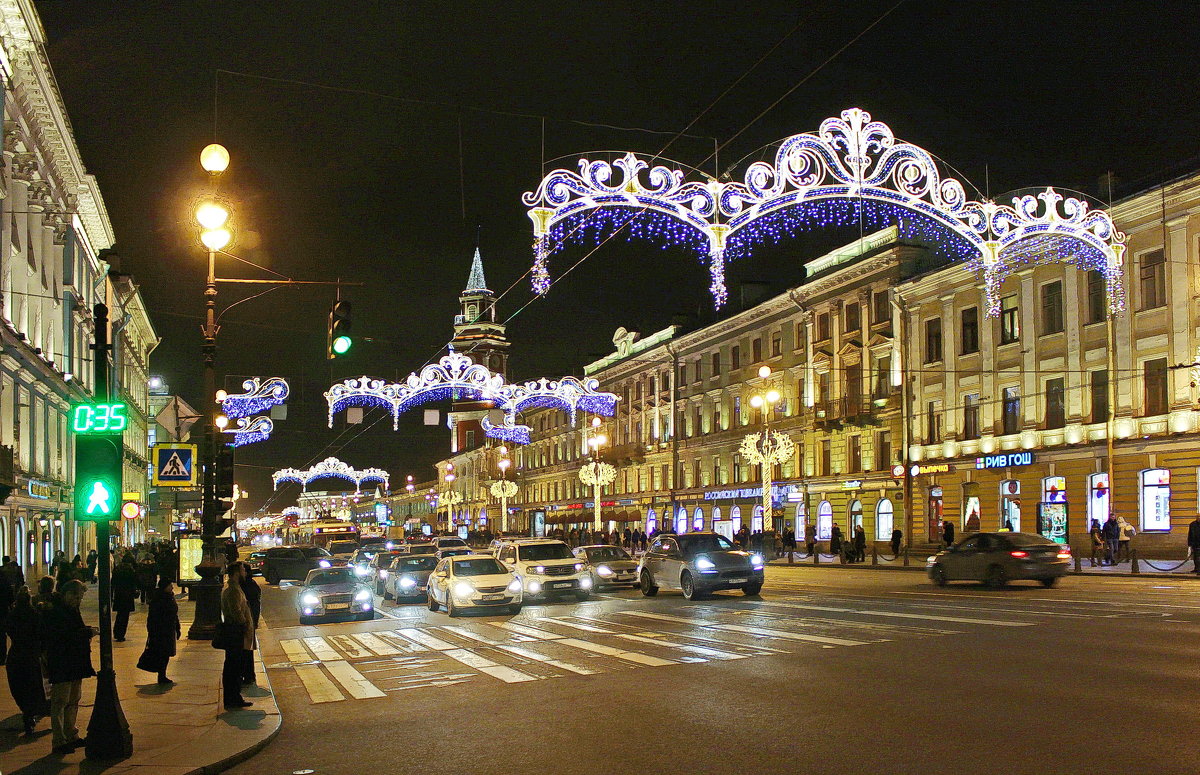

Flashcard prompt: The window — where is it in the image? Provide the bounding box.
[711,352,720,377]
[820,440,831,476]
[875,498,895,541]
[465,429,475,449]
[817,371,830,406]
[848,499,863,531]
[817,501,833,540]
[1090,369,1109,424]
[1045,378,1065,429]
[847,436,861,473]
[752,338,762,363]
[1138,468,1171,531]
[960,307,979,354]
[795,322,805,350]
[734,396,742,426]
[1040,281,1064,335]
[845,302,860,333]
[817,313,830,342]
[733,454,742,483]
[711,406,721,431]
[731,346,741,370]
[1002,387,1021,435]
[1087,473,1110,531]
[924,319,942,364]
[694,359,702,383]
[872,289,889,324]
[876,431,891,468]
[926,400,942,443]
[1086,270,1106,324]
[1144,358,1168,415]
[1139,249,1166,310]
[872,355,891,399]
[962,393,980,440]
[1000,295,1019,344]
[771,333,782,358]
[845,363,862,415]
[678,364,686,385]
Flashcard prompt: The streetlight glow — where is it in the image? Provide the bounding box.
[199,143,230,174]
[195,201,230,230]
[750,395,763,408]
[766,389,781,404]
[200,228,231,251]
[214,414,229,430]
[758,365,771,379]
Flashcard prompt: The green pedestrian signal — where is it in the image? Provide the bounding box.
[86,481,114,515]
[73,425,123,522]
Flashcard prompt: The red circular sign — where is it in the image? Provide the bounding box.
[121,501,142,520]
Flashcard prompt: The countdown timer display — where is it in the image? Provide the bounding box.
[71,402,129,435]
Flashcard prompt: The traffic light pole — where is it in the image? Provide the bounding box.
[85,302,133,760]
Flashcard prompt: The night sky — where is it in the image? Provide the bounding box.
[32,1,1200,512]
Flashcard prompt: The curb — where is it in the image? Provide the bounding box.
[194,649,281,775]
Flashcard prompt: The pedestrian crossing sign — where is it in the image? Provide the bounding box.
[152,443,198,486]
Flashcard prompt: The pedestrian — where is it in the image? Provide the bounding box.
[136,557,158,605]
[5,586,50,735]
[805,523,816,557]
[41,579,95,754]
[942,520,955,549]
[1102,514,1120,565]
[830,525,843,562]
[854,524,867,562]
[1117,514,1136,562]
[137,578,180,684]
[1188,514,1200,574]
[236,562,261,685]
[35,576,55,607]
[54,556,73,589]
[70,555,85,582]
[1090,520,1106,568]
[890,528,903,558]
[219,565,255,709]
[624,527,632,549]
[111,557,138,642]
[86,550,98,583]
[0,569,12,664]
[2,555,24,590]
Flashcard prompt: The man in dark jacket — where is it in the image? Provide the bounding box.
[942,520,955,549]
[42,580,95,754]
[236,562,261,684]
[0,571,12,664]
[890,528,903,558]
[1188,515,1200,574]
[111,558,138,641]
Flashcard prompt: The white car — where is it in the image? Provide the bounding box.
[495,539,593,601]
[427,555,523,616]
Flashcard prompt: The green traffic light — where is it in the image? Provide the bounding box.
[332,335,352,355]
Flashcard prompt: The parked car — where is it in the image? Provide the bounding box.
[495,539,592,601]
[246,550,268,577]
[638,532,764,600]
[262,546,342,585]
[927,532,1071,588]
[297,567,374,623]
[574,544,639,589]
[427,555,522,616]
[384,554,439,601]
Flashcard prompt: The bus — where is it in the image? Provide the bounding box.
[311,520,359,556]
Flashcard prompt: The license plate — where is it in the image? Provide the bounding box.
[481,593,503,601]
[326,602,350,610]
[726,577,748,584]
[550,581,573,589]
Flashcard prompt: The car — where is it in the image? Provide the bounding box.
[638,532,765,600]
[297,567,375,623]
[436,546,474,560]
[495,539,592,601]
[427,554,522,616]
[384,554,439,601]
[432,536,469,552]
[349,546,390,575]
[262,546,343,585]
[403,543,438,556]
[327,540,359,561]
[246,550,268,577]
[366,550,407,594]
[927,532,1072,588]
[574,544,639,588]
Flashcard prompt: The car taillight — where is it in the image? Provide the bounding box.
[1056,548,1072,559]
[1009,550,1028,558]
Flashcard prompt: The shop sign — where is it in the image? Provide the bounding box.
[565,503,584,510]
[891,464,906,479]
[910,463,950,476]
[975,452,1035,470]
[842,480,863,489]
[786,491,805,502]
[704,484,795,501]
[27,479,53,499]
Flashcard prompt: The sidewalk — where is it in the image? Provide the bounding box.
[0,591,279,775]
[767,551,1200,580]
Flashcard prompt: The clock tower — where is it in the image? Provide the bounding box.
[448,248,509,452]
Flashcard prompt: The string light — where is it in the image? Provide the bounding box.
[221,377,289,419]
[273,457,390,492]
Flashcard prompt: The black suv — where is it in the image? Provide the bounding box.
[262,546,338,584]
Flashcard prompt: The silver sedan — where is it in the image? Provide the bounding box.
[574,544,639,588]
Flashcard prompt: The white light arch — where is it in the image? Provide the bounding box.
[273,457,390,493]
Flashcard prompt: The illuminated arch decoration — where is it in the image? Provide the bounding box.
[272,457,390,493]
[524,108,1126,317]
[324,350,618,445]
[222,377,289,419]
[223,415,273,448]
[281,506,302,519]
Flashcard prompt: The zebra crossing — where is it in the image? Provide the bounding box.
[265,591,1160,704]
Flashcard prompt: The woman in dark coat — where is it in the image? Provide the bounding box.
[5,586,50,734]
[138,578,180,683]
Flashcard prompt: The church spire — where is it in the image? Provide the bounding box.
[464,246,489,293]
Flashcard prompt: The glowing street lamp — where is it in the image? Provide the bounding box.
[579,417,615,531]
[742,366,792,534]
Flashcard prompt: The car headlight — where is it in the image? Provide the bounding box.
[317,560,331,568]
[696,557,716,571]
[574,563,585,572]
[379,570,389,578]
[506,578,521,593]
[353,566,371,577]
[385,541,395,550]
[354,588,371,602]
[528,565,545,575]
[301,593,320,606]
[750,554,765,569]
[596,565,614,577]
[399,576,417,588]
[453,581,474,598]
[580,576,593,589]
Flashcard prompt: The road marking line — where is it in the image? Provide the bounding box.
[888,591,1200,610]
[439,625,508,645]
[493,644,599,675]
[537,617,618,634]
[491,621,565,639]
[613,611,717,626]
[713,624,872,647]
[279,639,311,663]
[330,634,373,658]
[752,601,1034,627]
[302,636,341,661]
[380,630,428,652]
[324,660,387,699]
[294,663,344,703]
[615,633,746,660]
[556,637,678,666]
[351,632,402,655]
[655,630,792,655]
[396,628,456,651]
[443,648,538,683]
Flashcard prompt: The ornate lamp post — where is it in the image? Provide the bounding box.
[743,366,793,533]
[579,418,616,532]
[490,447,517,532]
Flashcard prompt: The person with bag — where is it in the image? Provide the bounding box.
[217,566,254,709]
[5,586,50,735]
[1116,514,1136,562]
[137,578,180,684]
[41,579,95,754]
[235,562,261,685]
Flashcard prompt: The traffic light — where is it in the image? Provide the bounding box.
[328,300,352,358]
[212,444,235,535]
[74,435,122,521]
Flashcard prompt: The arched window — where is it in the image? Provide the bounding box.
[12,518,21,567]
[693,507,704,532]
[731,505,742,532]
[478,508,487,526]
[712,507,722,523]
[795,501,807,529]
[751,505,764,533]
[646,507,657,533]
[848,499,863,531]
[817,501,833,540]
[875,498,894,541]
[675,507,688,534]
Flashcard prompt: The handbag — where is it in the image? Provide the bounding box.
[211,621,245,650]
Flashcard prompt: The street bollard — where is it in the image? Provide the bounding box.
[788,549,794,565]
[1131,549,1139,575]
[1074,554,1081,574]
[903,547,909,567]
[872,545,878,566]
[814,549,819,565]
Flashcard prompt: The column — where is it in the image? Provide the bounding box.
[1166,216,1192,407]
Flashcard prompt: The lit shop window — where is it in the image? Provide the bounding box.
[927,486,944,543]
[751,505,764,534]
[875,498,894,541]
[1139,469,1171,532]
[1000,480,1021,532]
[731,506,742,532]
[1087,473,1109,529]
[848,499,863,531]
[675,507,688,534]
[963,482,981,532]
[817,501,833,540]
[645,508,656,534]
[693,508,704,532]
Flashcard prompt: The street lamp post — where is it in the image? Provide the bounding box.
[743,366,793,534]
[579,417,616,532]
[490,446,516,533]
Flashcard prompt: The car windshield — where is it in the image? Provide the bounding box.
[407,544,437,554]
[306,569,355,586]
[328,542,357,554]
[373,552,404,565]
[681,534,736,554]
[586,546,632,562]
[394,557,438,572]
[453,558,507,576]
[1003,533,1055,548]
[303,547,333,558]
[437,538,467,547]
[518,543,574,561]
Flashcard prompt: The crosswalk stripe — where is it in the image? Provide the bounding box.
[440,625,509,645]
[615,611,716,626]
[302,636,341,661]
[330,634,374,658]
[294,663,344,703]
[324,660,387,699]
[536,617,618,634]
[396,628,456,651]
[491,621,564,639]
[615,633,746,660]
[381,630,429,652]
[443,649,538,683]
[351,632,402,655]
[279,639,312,663]
[556,637,679,666]
[754,600,1034,627]
[493,644,599,675]
[713,623,872,647]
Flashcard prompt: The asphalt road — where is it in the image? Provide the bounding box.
[228,566,1200,775]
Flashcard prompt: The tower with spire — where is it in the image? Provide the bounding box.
[448,247,510,452]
